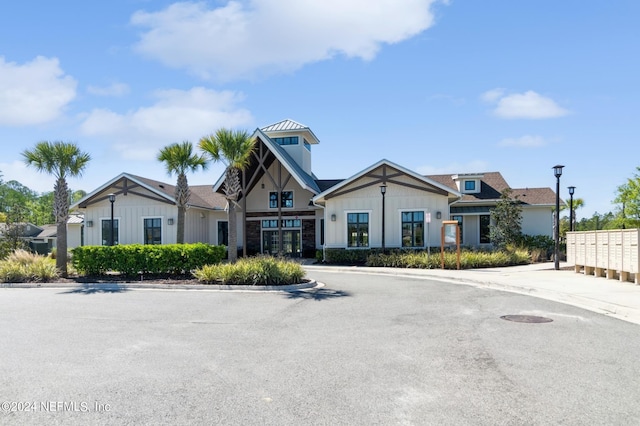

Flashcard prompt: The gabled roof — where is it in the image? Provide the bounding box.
[212,128,321,195]
[71,172,226,210]
[313,159,461,205]
[427,171,558,206]
[261,119,320,144]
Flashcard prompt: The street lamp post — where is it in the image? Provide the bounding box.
[108,193,116,246]
[553,165,564,270]
[568,186,575,232]
[380,184,387,254]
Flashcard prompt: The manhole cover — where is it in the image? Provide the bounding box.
[500,315,553,323]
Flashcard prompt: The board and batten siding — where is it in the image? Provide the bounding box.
[323,176,450,249]
[82,195,178,245]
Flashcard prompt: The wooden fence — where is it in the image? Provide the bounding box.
[566,229,639,284]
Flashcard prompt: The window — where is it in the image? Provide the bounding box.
[480,214,491,244]
[402,211,424,247]
[451,215,463,245]
[304,139,311,151]
[347,213,369,247]
[273,136,299,145]
[217,221,228,246]
[269,191,294,208]
[269,192,278,208]
[101,219,119,246]
[144,218,162,244]
[464,180,475,191]
[262,219,301,228]
[281,191,293,208]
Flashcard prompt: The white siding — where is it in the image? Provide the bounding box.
[244,161,315,213]
[522,207,553,237]
[83,194,176,245]
[324,175,450,249]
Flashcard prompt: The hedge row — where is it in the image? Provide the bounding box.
[71,243,226,276]
[366,249,530,269]
[324,247,530,269]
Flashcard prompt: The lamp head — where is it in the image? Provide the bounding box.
[552,165,564,178]
[568,186,575,196]
[380,184,387,195]
[108,193,116,203]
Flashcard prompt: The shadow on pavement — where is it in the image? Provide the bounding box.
[284,288,350,301]
[59,283,131,295]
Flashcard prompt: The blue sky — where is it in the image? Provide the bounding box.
[1,0,638,219]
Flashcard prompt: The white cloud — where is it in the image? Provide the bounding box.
[79,87,253,159]
[417,160,490,176]
[498,135,547,148]
[131,0,444,81]
[0,56,77,126]
[0,160,55,193]
[87,82,130,97]
[482,89,570,119]
[480,88,505,103]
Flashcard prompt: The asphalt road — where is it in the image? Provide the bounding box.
[1,271,639,425]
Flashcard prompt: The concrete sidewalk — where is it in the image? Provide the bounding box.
[303,262,640,326]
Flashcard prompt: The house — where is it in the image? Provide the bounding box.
[0,215,84,254]
[71,119,558,256]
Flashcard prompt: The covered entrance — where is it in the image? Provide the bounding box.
[261,219,302,257]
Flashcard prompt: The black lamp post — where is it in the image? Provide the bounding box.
[568,186,575,232]
[553,165,564,270]
[108,193,116,246]
[380,184,387,254]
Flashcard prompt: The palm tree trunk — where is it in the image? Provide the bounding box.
[225,166,241,263]
[175,173,190,244]
[228,200,238,263]
[177,206,186,244]
[53,178,69,277]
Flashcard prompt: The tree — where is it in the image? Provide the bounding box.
[613,166,640,229]
[489,188,523,250]
[157,141,208,244]
[199,129,256,262]
[22,142,91,276]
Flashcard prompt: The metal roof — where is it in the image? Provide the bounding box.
[261,119,309,132]
[261,119,320,144]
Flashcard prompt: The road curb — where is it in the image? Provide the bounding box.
[0,280,319,292]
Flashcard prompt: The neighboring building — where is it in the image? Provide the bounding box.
[71,119,559,256]
[0,215,85,254]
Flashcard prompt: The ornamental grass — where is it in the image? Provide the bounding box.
[194,256,305,286]
[0,249,59,282]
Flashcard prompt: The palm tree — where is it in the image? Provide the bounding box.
[157,141,208,244]
[22,141,91,276]
[199,129,255,262]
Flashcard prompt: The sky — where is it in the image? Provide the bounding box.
[1,0,639,219]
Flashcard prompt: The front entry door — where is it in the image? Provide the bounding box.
[262,230,301,257]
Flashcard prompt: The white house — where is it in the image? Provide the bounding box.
[71,119,558,256]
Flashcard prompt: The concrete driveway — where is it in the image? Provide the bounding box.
[1,271,639,425]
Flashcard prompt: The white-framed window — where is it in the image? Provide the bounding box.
[347,212,369,248]
[269,191,294,208]
[401,211,424,247]
[143,217,162,245]
[101,218,119,246]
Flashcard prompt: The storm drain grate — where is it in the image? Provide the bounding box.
[500,315,553,323]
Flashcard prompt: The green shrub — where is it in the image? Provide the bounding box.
[0,250,59,282]
[366,248,530,270]
[71,243,226,276]
[194,256,305,285]
[324,248,374,265]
